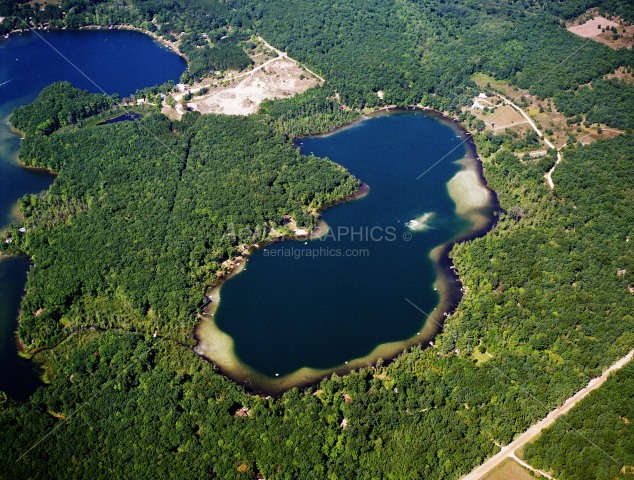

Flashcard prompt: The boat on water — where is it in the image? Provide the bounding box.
[405,212,434,231]
[405,220,419,229]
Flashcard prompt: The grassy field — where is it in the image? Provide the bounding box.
[472,73,623,149]
[482,458,539,480]
[471,346,494,366]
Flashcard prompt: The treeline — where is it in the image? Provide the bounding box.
[10,82,115,136]
[181,40,253,83]
[6,83,359,350]
[238,0,632,108]
[4,0,632,107]
[471,128,545,157]
[544,0,634,22]
[524,361,634,480]
[554,78,634,130]
[2,80,633,477]
[600,0,634,22]
[259,85,358,137]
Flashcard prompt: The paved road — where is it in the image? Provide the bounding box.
[460,348,634,480]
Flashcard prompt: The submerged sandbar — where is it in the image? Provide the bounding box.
[194,110,497,395]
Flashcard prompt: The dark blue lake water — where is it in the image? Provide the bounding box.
[0,29,185,400]
[213,113,490,379]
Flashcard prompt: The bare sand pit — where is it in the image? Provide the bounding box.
[188,57,319,116]
[567,12,634,49]
[568,15,619,37]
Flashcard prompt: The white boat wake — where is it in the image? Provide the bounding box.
[405,212,434,231]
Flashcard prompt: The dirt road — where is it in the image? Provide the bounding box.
[460,348,634,480]
[167,36,323,117]
[256,36,326,83]
[496,93,562,190]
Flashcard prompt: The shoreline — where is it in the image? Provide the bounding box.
[78,24,187,61]
[194,181,369,302]
[302,105,469,140]
[193,110,500,396]
[2,25,498,394]
[2,24,187,62]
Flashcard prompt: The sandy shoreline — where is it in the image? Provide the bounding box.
[194,110,499,395]
[2,25,497,392]
[193,182,370,392]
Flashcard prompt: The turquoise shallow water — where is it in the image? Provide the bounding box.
[214,112,493,378]
[0,29,185,399]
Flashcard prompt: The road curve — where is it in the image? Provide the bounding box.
[495,93,562,190]
[460,348,634,480]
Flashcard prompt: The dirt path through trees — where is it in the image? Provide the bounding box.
[461,348,634,480]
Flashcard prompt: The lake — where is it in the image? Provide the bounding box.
[0,29,185,399]
[196,111,497,393]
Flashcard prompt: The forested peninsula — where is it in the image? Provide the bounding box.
[5,82,359,351]
[1,0,633,478]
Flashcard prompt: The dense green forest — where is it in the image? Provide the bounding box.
[4,0,633,106]
[181,39,253,83]
[554,78,634,130]
[1,0,634,477]
[4,84,359,350]
[259,85,359,137]
[1,82,633,477]
[10,82,115,136]
[524,361,634,480]
[240,0,633,108]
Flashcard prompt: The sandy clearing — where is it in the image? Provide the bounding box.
[497,95,554,149]
[257,36,325,83]
[472,73,612,150]
[190,57,319,116]
[492,120,529,131]
[567,11,634,49]
[487,105,526,130]
[568,16,619,37]
[469,100,527,134]
[165,36,322,117]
